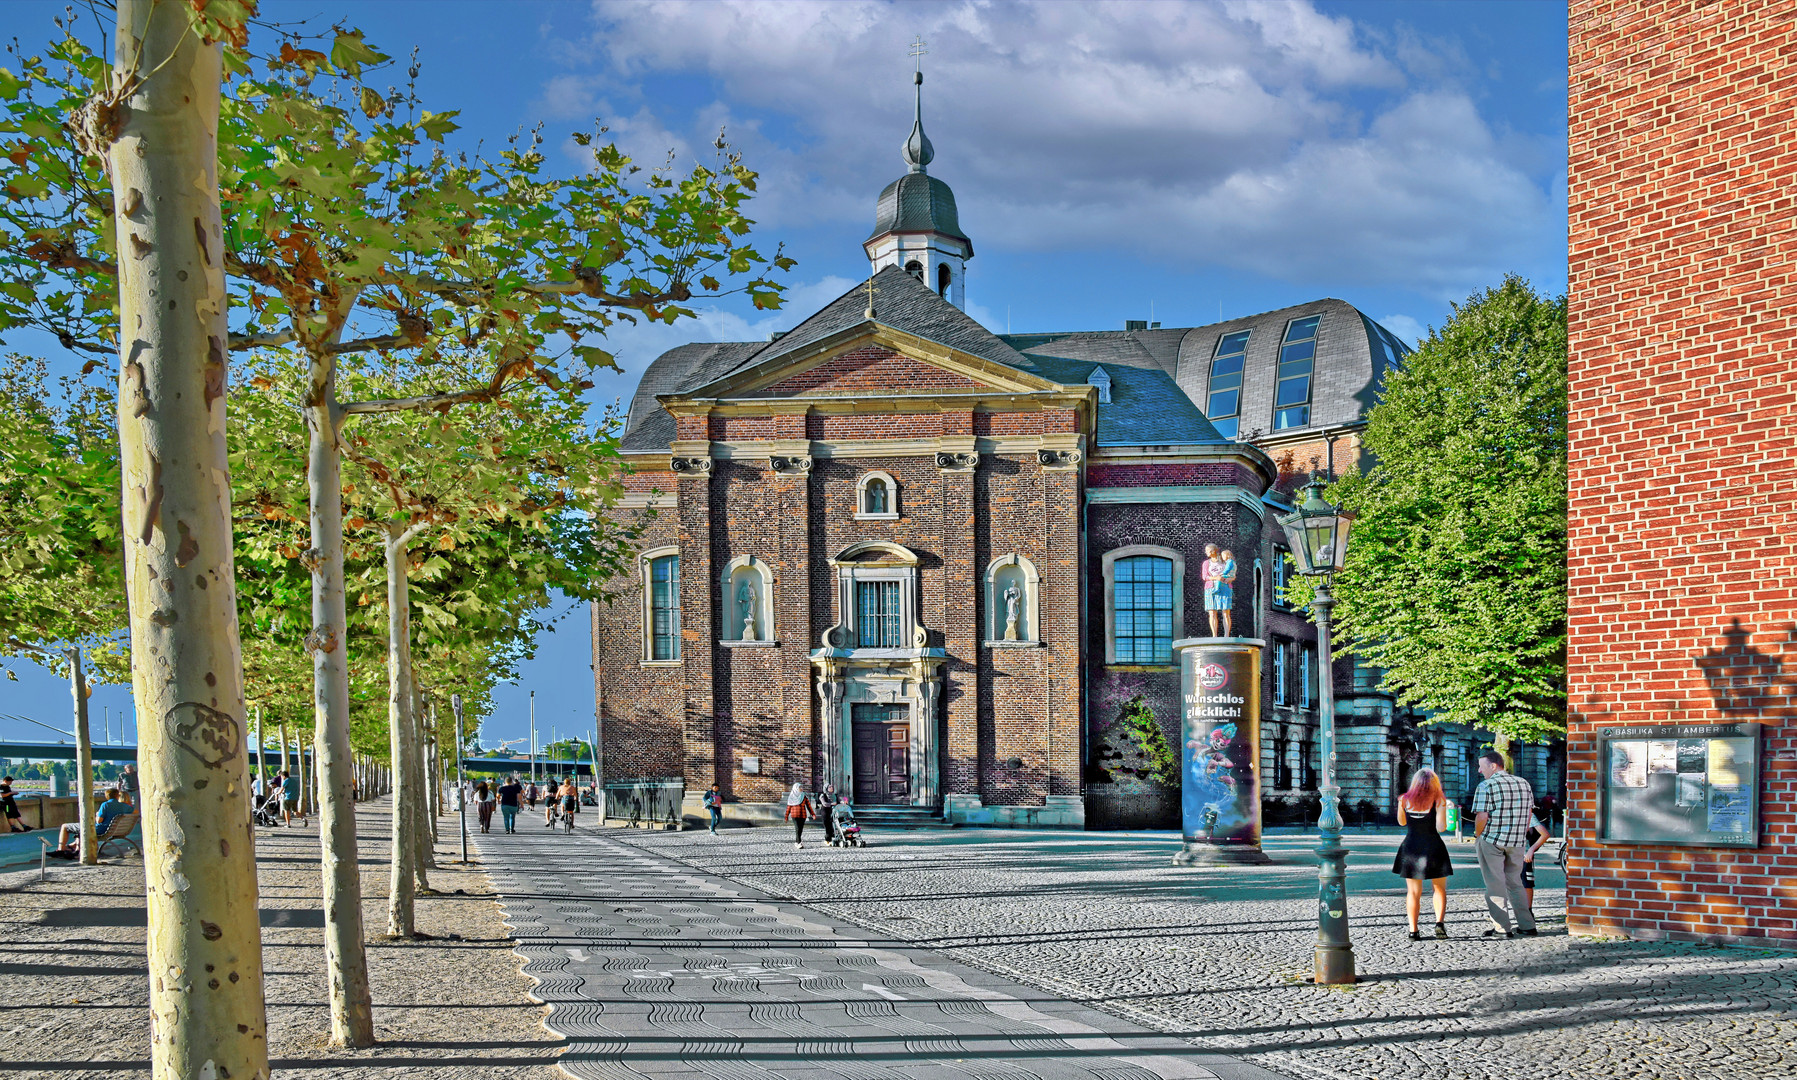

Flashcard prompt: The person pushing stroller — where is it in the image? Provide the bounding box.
[828,796,864,847]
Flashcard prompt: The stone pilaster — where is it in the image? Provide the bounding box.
[939,441,979,802]
[672,440,717,790]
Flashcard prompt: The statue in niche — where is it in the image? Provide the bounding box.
[1003,581,1022,640]
[738,578,758,640]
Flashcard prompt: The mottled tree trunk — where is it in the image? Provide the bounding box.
[305,355,374,1046]
[412,684,435,877]
[383,525,421,936]
[295,725,309,817]
[254,707,264,787]
[279,719,290,781]
[106,3,267,1075]
[70,648,98,865]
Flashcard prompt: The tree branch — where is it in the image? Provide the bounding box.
[229,328,298,350]
[340,358,529,416]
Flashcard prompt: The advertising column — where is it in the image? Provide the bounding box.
[1172,638,1270,865]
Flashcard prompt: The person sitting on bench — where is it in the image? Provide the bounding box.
[53,789,128,857]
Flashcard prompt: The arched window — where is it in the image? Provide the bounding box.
[937,263,952,297]
[641,548,681,662]
[855,471,899,520]
[1101,546,1185,665]
[904,259,924,281]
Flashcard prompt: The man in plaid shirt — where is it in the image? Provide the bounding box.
[1472,749,1539,937]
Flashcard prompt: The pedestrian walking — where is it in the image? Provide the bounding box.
[1391,767,1454,940]
[703,782,723,834]
[785,783,810,849]
[525,781,538,810]
[474,781,495,833]
[1472,750,1538,938]
[1522,806,1552,914]
[1,777,30,833]
[280,770,307,827]
[119,764,139,806]
[498,774,523,833]
[818,783,838,845]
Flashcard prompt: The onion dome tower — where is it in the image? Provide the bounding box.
[863,69,972,309]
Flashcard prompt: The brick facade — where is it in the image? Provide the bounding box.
[1568,0,1797,946]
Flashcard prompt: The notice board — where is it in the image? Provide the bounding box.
[1598,722,1761,847]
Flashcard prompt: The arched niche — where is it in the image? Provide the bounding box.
[856,470,900,520]
[985,554,1041,645]
[720,554,774,643]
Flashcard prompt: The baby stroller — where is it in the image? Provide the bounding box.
[252,789,283,828]
[828,800,864,847]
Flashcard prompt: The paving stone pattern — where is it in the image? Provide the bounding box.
[582,827,1796,1080]
[480,826,1294,1080]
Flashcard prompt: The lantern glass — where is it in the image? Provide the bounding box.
[1276,479,1353,576]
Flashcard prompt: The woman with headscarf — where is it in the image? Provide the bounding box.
[785,783,811,849]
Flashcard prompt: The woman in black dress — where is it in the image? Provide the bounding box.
[1392,768,1453,940]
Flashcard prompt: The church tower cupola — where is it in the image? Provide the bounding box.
[864,64,972,310]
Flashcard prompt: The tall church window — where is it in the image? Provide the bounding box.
[643,550,681,662]
[1206,330,1250,438]
[856,471,899,520]
[937,263,951,297]
[1112,555,1175,664]
[1274,315,1321,430]
[855,580,903,648]
[1102,546,1184,665]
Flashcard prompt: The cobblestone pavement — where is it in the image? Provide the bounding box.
[585,825,1796,1080]
[478,824,1294,1080]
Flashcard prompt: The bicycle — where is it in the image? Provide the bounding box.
[562,805,577,833]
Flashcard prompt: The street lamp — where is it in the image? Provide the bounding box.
[1276,476,1356,985]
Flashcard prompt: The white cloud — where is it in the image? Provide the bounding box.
[1376,313,1426,346]
[567,0,1559,302]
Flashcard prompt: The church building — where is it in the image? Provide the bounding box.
[592,74,1559,828]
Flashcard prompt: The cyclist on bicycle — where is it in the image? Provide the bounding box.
[559,779,579,831]
[545,777,564,828]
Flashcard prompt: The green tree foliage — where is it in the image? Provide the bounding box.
[1289,276,1567,745]
[1118,695,1180,788]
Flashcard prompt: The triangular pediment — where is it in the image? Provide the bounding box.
[670,322,1062,402]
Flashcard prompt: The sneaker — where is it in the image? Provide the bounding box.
[795,842,803,849]
[1482,929,1513,939]
[1434,923,1449,939]
[1517,928,1540,936]
[1408,930,1422,941]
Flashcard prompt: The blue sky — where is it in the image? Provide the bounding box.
[0,1,1567,752]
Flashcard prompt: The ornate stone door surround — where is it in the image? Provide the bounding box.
[810,541,947,806]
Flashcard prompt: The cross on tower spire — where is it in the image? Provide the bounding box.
[903,36,934,173]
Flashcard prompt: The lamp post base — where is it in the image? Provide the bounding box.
[1314,945,1356,985]
[1173,842,1272,866]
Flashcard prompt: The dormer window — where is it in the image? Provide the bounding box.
[1274,315,1322,431]
[1087,365,1112,404]
[855,471,900,521]
[1207,330,1250,439]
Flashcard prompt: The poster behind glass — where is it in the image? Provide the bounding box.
[1600,723,1760,847]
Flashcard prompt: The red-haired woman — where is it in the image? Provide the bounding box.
[1392,767,1454,939]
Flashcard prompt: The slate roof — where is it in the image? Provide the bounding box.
[1027,356,1227,447]
[867,172,970,246]
[620,341,763,451]
[753,265,1031,374]
[618,270,1407,453]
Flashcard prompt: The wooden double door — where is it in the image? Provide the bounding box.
[851,703,910,806]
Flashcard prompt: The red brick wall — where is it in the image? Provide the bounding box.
[808,413,944,440]
[1568,0,1797,947]
[754,346,987,395]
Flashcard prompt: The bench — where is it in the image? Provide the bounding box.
[97,812,141,859]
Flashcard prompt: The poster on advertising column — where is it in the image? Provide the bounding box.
[1174,639,1264,862]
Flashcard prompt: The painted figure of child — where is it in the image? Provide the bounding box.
[1203,544,1237,637]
